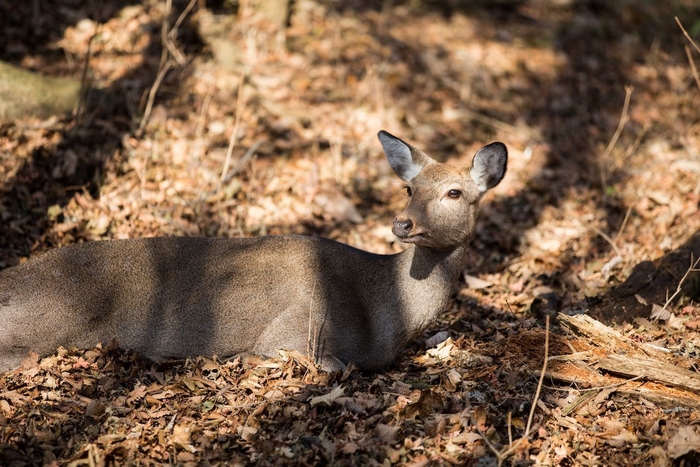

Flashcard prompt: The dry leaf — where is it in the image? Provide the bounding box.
[650,304,672,321]
[309,385,345,407]
[0,400,12,416]
[403,390,444,421]
[465,274,492,289]
[605,430,639,447]
[425,415,446,437]
[415,338,455,365]
[634,294,648,306]
[85,399,106,417]
[668,425,700,459]
[341,442,359,454]
[375,424,400,443]
[425,331,449,349]
[237,425,258,442]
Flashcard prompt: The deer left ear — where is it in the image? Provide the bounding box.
[378,130,435,182]
[470,142,508,193]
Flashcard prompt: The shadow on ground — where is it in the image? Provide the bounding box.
[0,0,202,267]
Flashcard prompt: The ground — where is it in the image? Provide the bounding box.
[1,0,700,465]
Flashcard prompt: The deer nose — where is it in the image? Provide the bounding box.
[392,218,413,237]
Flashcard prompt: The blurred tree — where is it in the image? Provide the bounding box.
[0,61,81,119]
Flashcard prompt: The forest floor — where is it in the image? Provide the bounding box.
[1,0,700,465]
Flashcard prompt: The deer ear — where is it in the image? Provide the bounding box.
[378,131,433,182]
[470,142,508,193]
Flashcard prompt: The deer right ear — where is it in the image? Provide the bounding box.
[378,131,432,182]
[470,142,508,193]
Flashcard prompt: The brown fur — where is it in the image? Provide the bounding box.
[0,132,507,372]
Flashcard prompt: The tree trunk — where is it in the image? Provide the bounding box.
[0,61,81,120]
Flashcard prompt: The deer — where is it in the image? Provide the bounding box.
[0,131,507,372]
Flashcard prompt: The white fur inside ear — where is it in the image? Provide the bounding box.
[470,165,488,192]
[397,156,422,181]
[379,132,422,181]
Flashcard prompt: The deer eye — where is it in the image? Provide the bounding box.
[447,189,462,199]
[405,186,413,197]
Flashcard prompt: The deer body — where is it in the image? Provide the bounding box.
[0,132,507,372]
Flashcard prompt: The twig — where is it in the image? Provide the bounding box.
[662,254,700,312]
[589,225,624,258]
[223,138,266,183]
[139,0,173,132]
[139,59,173,132]
[622,122,648,160]
[169,0,198,43]
[218,73,247,190]
[75,23,100,127]
[139,0,198,131]
[507,411,513,446]
[676,18,700,92]
[467,254,529,275]
[600,86,633,189]
[165,412,178,431]
[461,107,536,138]
[684,46,700,93]
[495,428,537,466]
[195,83,215,138]
[676,17,700,55]
[214,384,232,401]
[614,205,633,244]
[477,423,505,462]
[525,314,549,436]
[162,0,197,67]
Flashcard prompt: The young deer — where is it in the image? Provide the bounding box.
[0,131,507,372]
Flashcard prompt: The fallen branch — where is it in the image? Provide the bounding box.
[598,354,700,392]
[551,313,700,408]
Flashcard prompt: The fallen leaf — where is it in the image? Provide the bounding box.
[425,415,446,437]
[415,338,455,365]
[309,385,345,407]
[605,430,639,447]
[634,294,648,306]
[451,431,482,444]
[0,399,12,416]
[668,425,700,459]
[85,399,106,417]
[465,274,492,289]
[403,390,443,421]
[650,304,672,321]
[425,331,449,349]
[341,442,359,454]
[375,423,400,443]
[237,425,258,442]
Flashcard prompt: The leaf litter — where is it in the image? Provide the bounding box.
[1,0,700,465]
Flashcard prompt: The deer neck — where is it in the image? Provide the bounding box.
[391,243,469,335]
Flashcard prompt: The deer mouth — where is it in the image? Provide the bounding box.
[397,232,428,244]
